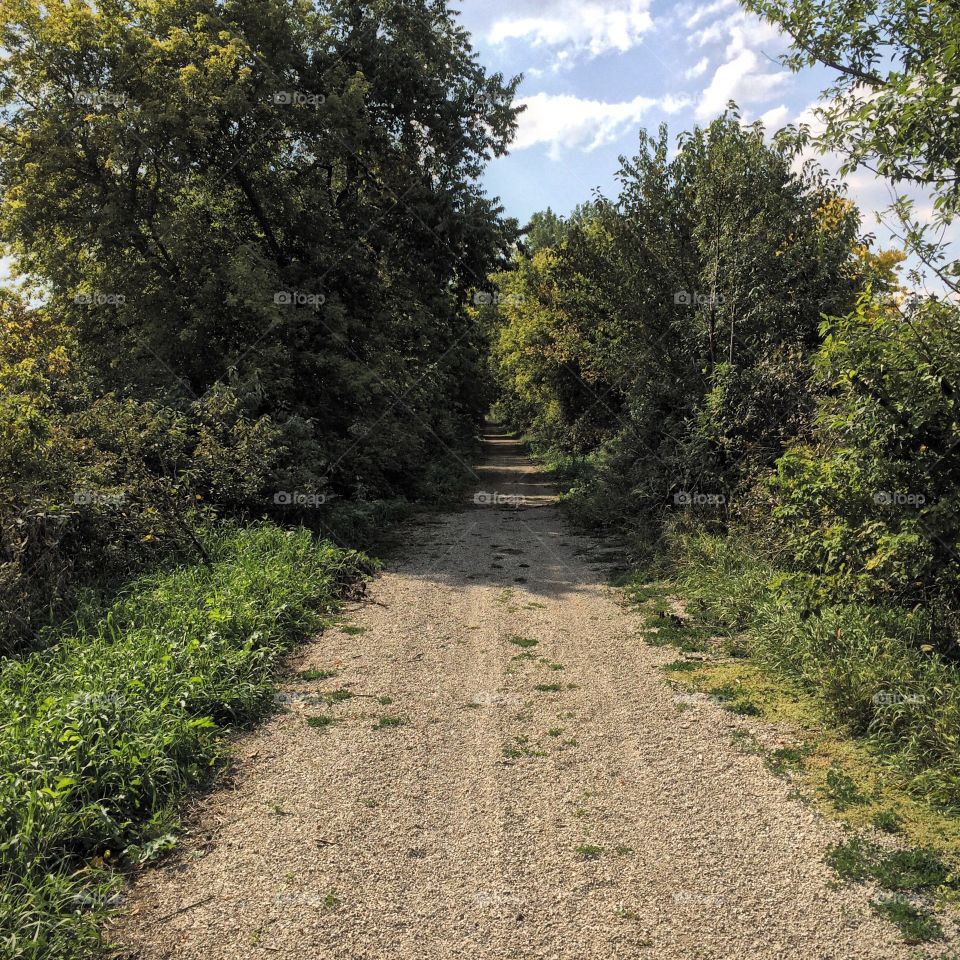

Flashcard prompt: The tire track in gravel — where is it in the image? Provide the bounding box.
[110,426,955,960]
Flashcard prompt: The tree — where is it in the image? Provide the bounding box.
[491,115,864,523]
[0,0,521,501]
[744,0,960,286]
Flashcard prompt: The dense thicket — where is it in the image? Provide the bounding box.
[490,115,866,515]
[0,0,520,650]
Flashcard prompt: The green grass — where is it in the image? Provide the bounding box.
[669,529,960,809]
[871,896,944,943]
[707,682,761,716]
[822,765,868,810]
[0,523,373,960]
[765,745,810,776]
[322,688,354,704]
[663,659,701,673]
[873,810,903,834]
[621,526,960,940]
[509,635,538,649]
[297,668,337,681]
[372,715,405,730]
[306,714,335,729]
[826,835,952,893]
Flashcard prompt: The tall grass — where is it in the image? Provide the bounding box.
[0,523,374,959]
[669,528,960,810]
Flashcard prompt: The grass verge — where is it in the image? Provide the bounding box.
[620,551,960,944]
[0,522,374,959]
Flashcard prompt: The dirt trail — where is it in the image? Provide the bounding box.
[112,427,937,959]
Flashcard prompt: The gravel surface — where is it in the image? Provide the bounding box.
[110,428,955,959]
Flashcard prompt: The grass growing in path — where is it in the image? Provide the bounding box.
[509,635,538,649]
[0,523,374,960]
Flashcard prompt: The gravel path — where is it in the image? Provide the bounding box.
[110,427,947,959]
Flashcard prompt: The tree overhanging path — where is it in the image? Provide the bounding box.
[112,428,922,960]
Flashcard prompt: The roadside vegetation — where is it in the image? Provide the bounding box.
[0,0,519,954]
[484,1,960,939]
[0,525,374,958]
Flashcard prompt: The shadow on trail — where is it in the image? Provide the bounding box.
[375,424,626,599]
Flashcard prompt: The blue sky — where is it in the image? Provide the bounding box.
[457,0,955,289]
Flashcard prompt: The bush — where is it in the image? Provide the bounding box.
[0,298,288,652]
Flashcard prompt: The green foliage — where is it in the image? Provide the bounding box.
[0,0,520,649]
[826,834,950,940]
[491,114,862,528]
[767,292,960,632]
[672,529,960,807]
[872,846,951,892]
[744,0,960,235]
[0,523,373,959]
[823,765,868,810]
[0,295,283,652]
[871,896,944,943]
[0,1,519,489]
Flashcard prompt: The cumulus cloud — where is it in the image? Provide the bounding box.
[694,48,789,120]
[757,104,789,129]
[511,91,661,158]
[723,13,782,58]
[685,57,710,79]
[684,0,738,30]
[489,0,653,61]
[662,93,694,114]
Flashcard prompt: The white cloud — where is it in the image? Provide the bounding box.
[489,0,653,60]
[723,13,781,58]
[512,91,659,158]
[690,20,727,47]
[757,104,789,129]
[684,0,737,29]
[694,48,789,120]
[662,93,694,114]
[685,57,709,79]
